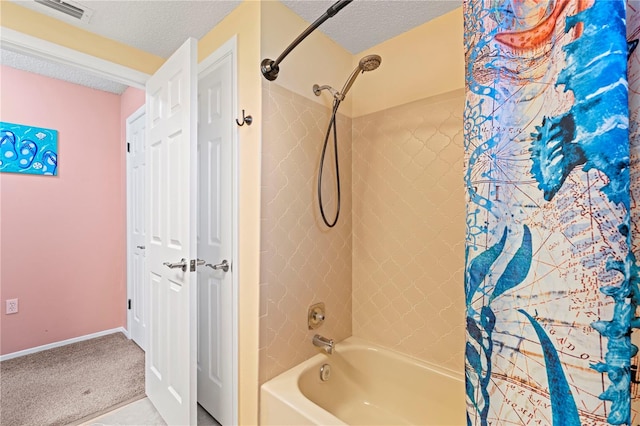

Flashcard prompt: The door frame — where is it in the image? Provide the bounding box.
[126,104,147,348]
[1,28,149,89]
[3,28,239,424]
[197,35,239,426]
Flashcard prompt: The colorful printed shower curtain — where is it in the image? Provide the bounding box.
[464,1,640,424]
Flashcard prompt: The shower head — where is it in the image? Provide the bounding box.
[312,54,382,101]
[340,54,382,99]
[358,54,382,72]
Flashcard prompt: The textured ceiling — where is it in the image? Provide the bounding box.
[2,0,462,93]
[281,1,461,54]
[9,0,243,58]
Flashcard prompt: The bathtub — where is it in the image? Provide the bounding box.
[260,337,465,425]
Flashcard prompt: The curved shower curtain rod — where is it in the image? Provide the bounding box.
[260,0,353,81]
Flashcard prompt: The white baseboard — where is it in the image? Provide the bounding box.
[120,327,131,339]
[0,327,127,361]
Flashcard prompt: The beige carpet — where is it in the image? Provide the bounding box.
[0,332,145,426]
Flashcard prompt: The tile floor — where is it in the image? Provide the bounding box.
[82,398,221,426]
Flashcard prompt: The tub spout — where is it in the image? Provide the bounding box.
[313,334,334,354]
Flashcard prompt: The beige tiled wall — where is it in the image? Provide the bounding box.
[352,89,466,372]
[259,82,352,383]
[260,84,466,381]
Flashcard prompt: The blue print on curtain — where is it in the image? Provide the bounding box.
[627,1,640,423]
[0,122,58,176]
[464,0,633,425]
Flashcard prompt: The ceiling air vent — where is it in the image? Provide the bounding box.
[33,0,94,23]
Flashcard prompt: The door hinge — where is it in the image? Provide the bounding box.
[126,142,130,153]
[128,299,132,310]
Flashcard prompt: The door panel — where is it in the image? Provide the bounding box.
[127,107,147,350]
[197,50,233,425]
[145,38,197,426]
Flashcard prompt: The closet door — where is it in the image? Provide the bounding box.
[145,37,197,426]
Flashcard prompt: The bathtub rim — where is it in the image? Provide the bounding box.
[259,336,464,425]
[337,336,464,381]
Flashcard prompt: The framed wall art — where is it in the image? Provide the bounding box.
[0,121,58,176]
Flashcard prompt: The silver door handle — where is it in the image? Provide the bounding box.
[206,260,230,272]
[136,245,146,249]
[163,258,188,272]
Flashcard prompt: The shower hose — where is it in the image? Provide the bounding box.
[318,98,342,228]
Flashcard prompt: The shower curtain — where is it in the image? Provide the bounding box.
[464,1,640,425]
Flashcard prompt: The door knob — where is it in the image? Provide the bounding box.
[136,245,146,249]
[206,260,230,272]
[163,258,188,272]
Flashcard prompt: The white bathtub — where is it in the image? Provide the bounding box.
[260,337,465,425]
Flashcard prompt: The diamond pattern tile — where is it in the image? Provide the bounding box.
[260,82,352,383]
[259,84,466,383]
[352,89,466,371]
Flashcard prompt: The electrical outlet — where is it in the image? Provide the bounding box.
[6,299,18,314]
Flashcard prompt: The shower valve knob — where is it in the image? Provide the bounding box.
[308,302,326,329]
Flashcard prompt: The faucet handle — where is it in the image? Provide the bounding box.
[308,302,326,329]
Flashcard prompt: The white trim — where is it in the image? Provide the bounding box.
[126,105,146,348]
[197,35,235,74]
[0,27,150,89]
[0,327,128,361]
[230,35,240,426]
[198,35,240,426]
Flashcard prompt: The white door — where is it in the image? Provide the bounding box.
[127,106,147,350]
[145,38,198,426]
[197,49,234,425]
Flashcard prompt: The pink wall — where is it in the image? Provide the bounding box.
[0,66,143,355]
